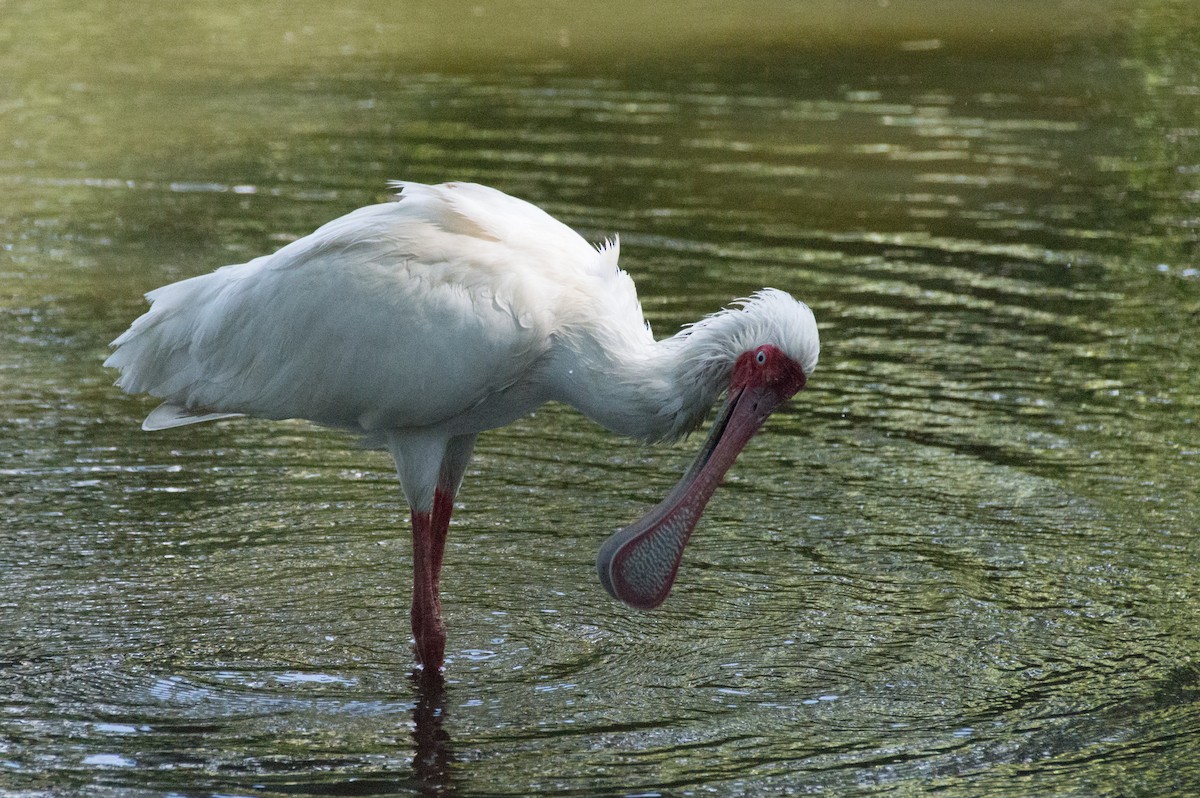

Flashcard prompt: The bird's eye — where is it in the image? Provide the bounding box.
[755,349,767,365]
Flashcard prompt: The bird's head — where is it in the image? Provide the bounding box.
[597,288,819,610]
[723,284,818,374]
[723,288,818,424]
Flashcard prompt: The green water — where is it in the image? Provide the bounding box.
[3,1,1199,795]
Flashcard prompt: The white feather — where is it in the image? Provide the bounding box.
[141,403,243,431]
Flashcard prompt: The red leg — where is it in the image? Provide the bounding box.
[430,434,474,588]
[430,487,454,592]
[403,433,476,676]
[410,508,445,672]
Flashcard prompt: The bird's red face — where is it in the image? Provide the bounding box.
[729,344,808,416]
[597,344,809,610]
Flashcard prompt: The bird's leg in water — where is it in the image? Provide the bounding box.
[409,434,475,675]
[410,508,446,672]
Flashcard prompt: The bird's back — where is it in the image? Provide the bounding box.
[106,182,649,435]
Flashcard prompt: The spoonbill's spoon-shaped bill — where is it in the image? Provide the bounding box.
[598,344,807,609]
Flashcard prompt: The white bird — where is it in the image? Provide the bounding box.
[105,181,820,675]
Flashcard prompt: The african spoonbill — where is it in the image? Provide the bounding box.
[105,181,820,674]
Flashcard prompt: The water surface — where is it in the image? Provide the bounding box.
[3,2,1199,795]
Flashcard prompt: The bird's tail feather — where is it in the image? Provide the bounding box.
[141,402,243,431]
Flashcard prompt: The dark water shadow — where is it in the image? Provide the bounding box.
[289,671,457,797]
[409,669,456,797]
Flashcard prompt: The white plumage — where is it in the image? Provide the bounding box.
[105,181,819,676]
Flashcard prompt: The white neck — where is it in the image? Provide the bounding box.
[548,312,745,443]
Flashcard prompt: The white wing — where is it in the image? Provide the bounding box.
[105,182,644,434]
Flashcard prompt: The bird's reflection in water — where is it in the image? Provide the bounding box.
[410,670,455,796]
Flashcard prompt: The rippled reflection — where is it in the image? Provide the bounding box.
[3,1,1200,796]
